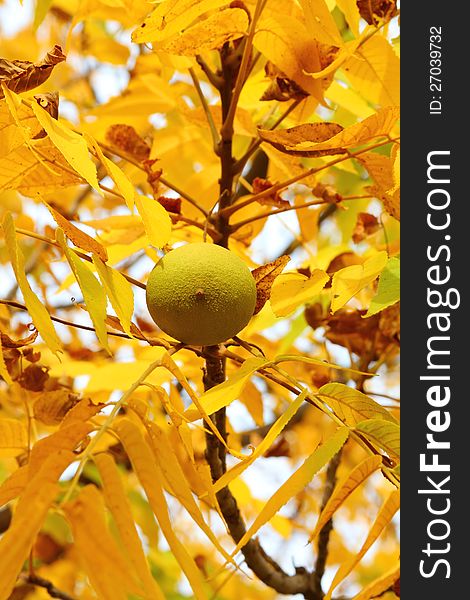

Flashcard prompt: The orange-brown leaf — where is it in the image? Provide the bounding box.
[252,178,290,208]
[251,255,290,315]
[105,124,150,162]
[0,45,66,98]
[258,122,345,157]
[0,328,38,349]
[46,202,108,261]
[357,0,398,25]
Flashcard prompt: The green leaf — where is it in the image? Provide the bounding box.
[365,255,400,317]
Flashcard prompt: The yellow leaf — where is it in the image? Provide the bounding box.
[0,91,42,154]
[0,334,12,385]
[317,382,398,426]
[135,194,172,248]
[309,455,382,542]
[85,133,136,210]
[254,14,324,102]
[343,36,400,107]
[147,422,238,567]
[357,151,400,220]
[325,80,375,120]
[325,489,400,599]
[0,466,28,506]
[94,454,166,600]
[57,228,111,353]
[213,389,310,493]
[336,0,361,36]
[351,562,400,600]
[251,255,291,315]
[64,485,143,600]
[28,422,94,474]
[331,251,388,313]
[299,0,343,46]
[31,101,101,192]
[161,352,245,458]
[355,418,400,460]
[0,451,74,600]
[226,427,349,560]
[162,8,249,56]
[45,201,108,261]
[93,255,134,337]
[270,270,330,316]
[185,356,268,420]
[114,418,208,600]
[132,0,229,43]
[0,137,83,196]
[286,106,400,154]
[32,389,80,426]
[2,212,61,354]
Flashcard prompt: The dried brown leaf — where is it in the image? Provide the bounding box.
[260,62,308,102]
[312,182,343,204]
[0,45,66,98]
[105,124,151,162]
[252,178,290,208]
[251,255,290,315]
[104,314,148,341]
[258,122,345,157]
[352,212,380,243]
[157,196,182,214]
[357,0,398,25]
[0,328,38,349]
[46,203,108,262]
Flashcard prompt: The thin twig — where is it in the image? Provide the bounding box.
[220,137,400,218]
[196,55,224,89]
[96,141,209,218]
[233,97,304,174]
[15,227,146,290]
[189,67,220,150]
[230,195,372,230]
[312,450,343,596]
[23,574,76,600]
[220,0,267,142]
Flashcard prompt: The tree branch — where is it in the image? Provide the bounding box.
[23,574,76,600]
[220,137,400,219]
[312,449,343,596]
[15,227,146,290]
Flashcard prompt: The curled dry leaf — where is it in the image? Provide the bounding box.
[32,389,80,426]
[34,92,59,119]
[105,124,151,162]
[32,92,59,139]
[0,45,66,98]
[258,122,345,157]
[46,202,108,262]
[157,196,182,214]
[143,159,163,197]
[312,182,343,204]
[252,178,290,208]
[0,328,38,349]
[357,0,398,26]
[352,212,380,243]
[251,255,290,315]
[260,62,308,102]
[105,314,148,341]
